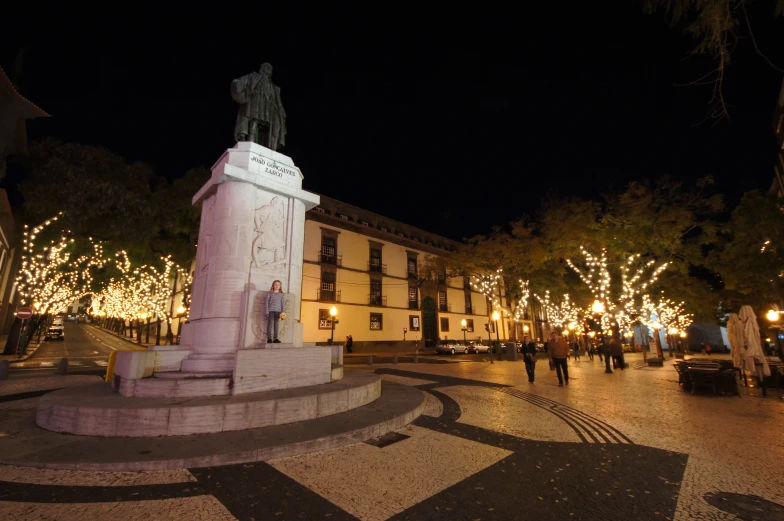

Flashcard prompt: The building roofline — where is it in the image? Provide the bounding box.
[309,192,464,251]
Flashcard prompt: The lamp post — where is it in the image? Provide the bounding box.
[492,310,501,352]
[461,319,467,345]
[329,306,338,345]
[176,305,186,345]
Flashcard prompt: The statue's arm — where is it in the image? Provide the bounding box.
[231,76,249,104]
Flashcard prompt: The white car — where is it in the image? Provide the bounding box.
[435,342,471,355]
[469,343,492,354]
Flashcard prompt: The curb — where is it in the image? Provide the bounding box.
[4,339,44,365]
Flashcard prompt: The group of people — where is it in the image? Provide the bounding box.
[519,332,628,386]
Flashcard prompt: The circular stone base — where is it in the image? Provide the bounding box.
[37,373,381,437]
[2,381,424,471]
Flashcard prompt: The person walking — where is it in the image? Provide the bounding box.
[522,335,537,383]
[347,334,354,353]
[609,335,625,370]
[601,337,613,373]
[547,331,570,386]
[266,280,285,343]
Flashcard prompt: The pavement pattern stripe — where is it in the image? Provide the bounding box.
[379,369,634,446]
[0,481,208,503]
[0,389,62,403]
[496,388,634,445]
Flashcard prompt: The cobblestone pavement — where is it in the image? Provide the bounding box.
[1,354,782,520]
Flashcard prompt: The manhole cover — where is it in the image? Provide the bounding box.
[364,432,410,448]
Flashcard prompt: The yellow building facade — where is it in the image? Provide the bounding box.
[301,195,491,350]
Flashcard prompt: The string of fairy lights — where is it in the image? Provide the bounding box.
[470,269,531,324]
[466,246,691,341]
[15,215,193,323]
[16,217,692,340]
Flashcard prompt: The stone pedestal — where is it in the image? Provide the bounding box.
[179,142,319,376]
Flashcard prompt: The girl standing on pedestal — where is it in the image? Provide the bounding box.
[266,280,285,343]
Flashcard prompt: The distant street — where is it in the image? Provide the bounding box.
[10,323,138,372]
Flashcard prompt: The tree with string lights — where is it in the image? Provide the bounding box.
[566,246,670,335]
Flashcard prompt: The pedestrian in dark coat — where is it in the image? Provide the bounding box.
[522,335,537,383]
[609,336,625,370]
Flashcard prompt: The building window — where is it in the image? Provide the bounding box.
[321,236,337,264]
[408,284,418,310]
[440,317,449,332]
[320,270,335,301]
[438,291,448,312]
[466,319,474,332]
[409,315,420,331]
[378,225,389,233]
[370,313,383,330]
[464,293,472,314]
[370,279,383,306]
[369,248,382,272]
[407,258,417,279]
[318,309,333,329]
[315,207,326,214]
[337,213,352,221]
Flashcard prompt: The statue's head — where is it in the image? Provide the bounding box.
[259,63,273,77]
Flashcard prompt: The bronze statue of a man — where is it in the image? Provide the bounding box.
[231,63,287,149]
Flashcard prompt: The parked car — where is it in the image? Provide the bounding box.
[470,342,492,354]
[435,342,471,355]
[46,325,64,341]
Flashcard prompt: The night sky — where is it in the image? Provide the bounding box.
[3,4,783,240]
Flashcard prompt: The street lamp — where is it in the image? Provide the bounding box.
[461,319,467,344]
[492,310,501,348]
[766,309,781,322]
[176,305,187,345]
[591,300,605,314]
[329,306,338,345]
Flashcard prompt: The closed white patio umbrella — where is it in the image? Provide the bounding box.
[738,305,771,382]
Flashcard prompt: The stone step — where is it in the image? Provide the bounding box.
[4,380,423,471]
[37,373,381,437]
[153,371,232,379]
[119,375,232,397]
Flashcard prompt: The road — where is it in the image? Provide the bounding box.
[10,323,139,372]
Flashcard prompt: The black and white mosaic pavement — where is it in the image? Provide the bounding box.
[2,357,783,520]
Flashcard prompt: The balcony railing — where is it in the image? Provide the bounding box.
[367,260,387,274]
[439,302,451,313]
[317,289,341,302]
[318,249,342,266]
[408,270,417,280]
[368,294,387,307]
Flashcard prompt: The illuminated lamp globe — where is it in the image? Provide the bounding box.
[568,323,575,330]
[461,319,467,327]
[680,331,687,338]
[330,306,338,317]
[766,309,779,322]
[523,325,530,333]
[591,300,605,314]
[177,305,186,315]
[491,310,500,321]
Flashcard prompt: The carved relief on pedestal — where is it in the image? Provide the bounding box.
[251,195,288,274]
[196,196,216,274]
